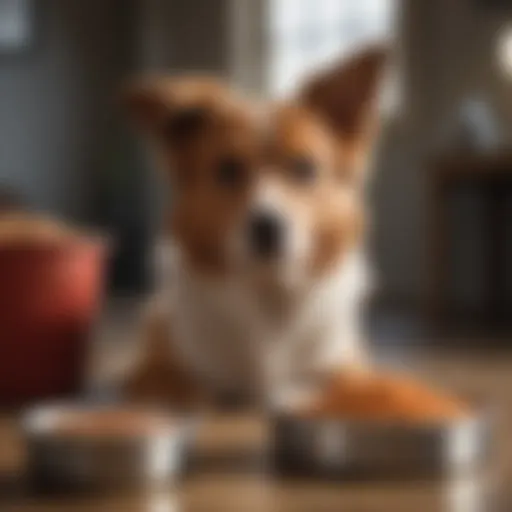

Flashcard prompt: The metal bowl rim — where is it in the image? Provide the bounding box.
[271,400,494,435]
[21,401,198,443]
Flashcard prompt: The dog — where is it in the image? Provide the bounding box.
[122,46,387,409]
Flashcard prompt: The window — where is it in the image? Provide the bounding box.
[497,24,512,78]
[0,0,32,53]
[267,0,398,102]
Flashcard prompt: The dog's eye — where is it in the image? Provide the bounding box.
[216,157,247,188]
[289,156,317,183]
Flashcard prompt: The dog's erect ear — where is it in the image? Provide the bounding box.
[300,46,388,143]
[121,76,229,146]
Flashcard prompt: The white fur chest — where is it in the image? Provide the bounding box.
[158,243,371,399]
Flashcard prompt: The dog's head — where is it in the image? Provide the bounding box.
[124,47,386,285]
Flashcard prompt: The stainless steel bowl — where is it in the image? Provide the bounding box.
[271,405,491,479]
[22,403,194,493]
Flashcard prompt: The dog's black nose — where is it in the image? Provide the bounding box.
[248,212,284,257]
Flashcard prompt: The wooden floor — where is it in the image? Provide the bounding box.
[1,327,512,510]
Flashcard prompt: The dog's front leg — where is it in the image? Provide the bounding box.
[122,300,205,410]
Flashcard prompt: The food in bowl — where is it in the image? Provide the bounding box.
[49,407,175,438]
[301,370,469,423]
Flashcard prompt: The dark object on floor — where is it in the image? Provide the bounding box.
[428,151,512,328]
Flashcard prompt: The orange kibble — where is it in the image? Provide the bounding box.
[302,371,469,423]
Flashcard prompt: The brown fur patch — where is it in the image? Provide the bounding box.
[123,301,204,409]
[267,105,365,276]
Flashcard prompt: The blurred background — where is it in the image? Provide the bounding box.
[0,0,511,393]
[2,0,511,347]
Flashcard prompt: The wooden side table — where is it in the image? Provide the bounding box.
[428,151,512,325]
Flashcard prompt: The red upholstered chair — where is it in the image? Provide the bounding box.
[0,240,106,406]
